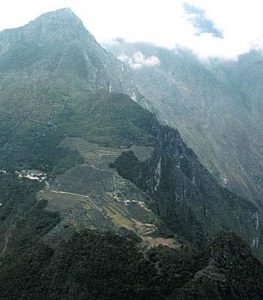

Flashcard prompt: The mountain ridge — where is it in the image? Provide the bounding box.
[105,40,263,206]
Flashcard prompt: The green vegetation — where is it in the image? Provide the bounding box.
[0,119,83,172]
[60,91,157,147]
[0,9,262,300]
[0,211,262,300]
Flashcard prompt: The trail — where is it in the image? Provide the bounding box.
[48,190,92,201]
[89,164,113,173]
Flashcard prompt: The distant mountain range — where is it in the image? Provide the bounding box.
[0,8,262,299]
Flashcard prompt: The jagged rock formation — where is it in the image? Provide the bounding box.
[112,122,261,251]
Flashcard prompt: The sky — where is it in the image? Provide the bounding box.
[0,0,263,59]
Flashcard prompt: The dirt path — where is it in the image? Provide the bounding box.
[48,189,92,201]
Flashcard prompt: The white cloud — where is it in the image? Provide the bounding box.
[118,52,160,69]
[183,0,263,58]
[0,0,263,59]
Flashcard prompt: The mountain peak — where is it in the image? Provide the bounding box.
[8,7,91,47]
[51,7,74,14]
[30,7,84,28]
[38,7,78,19]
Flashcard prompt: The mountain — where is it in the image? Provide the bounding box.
[0,8,140,96]
[0,9,141,140]
[0,9,262,299]
[106,41,263,207]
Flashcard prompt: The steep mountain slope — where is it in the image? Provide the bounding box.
[0,9,166,247]
[0,9,262,299]
[112,121,260,250]
[0,8,140,140]
[106,41,263,206]
[208,50,263,132]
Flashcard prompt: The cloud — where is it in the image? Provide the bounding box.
[182,0,263,58]
[118,52,160,69]
[183,3,223,38]
[0,0,263,59]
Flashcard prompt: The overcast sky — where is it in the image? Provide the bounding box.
[0,0,263,59]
